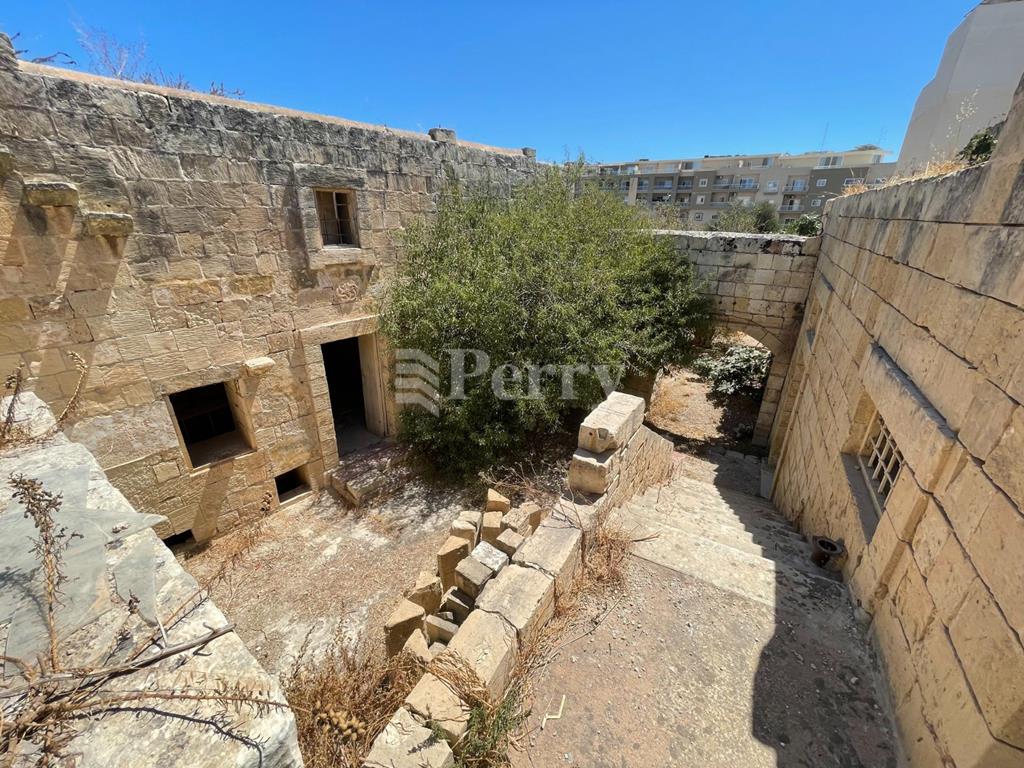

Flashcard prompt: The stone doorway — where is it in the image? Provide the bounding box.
[321,336,384,455]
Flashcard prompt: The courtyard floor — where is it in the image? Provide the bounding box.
[513,452,900,768]
[180,476,469,673]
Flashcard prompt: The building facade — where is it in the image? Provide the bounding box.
[0,40,537,542]
[898,0,1024,171]
[587,148,896,226]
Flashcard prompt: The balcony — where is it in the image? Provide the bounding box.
[778,203,804,212]
[709,201,734,208]
[677,183,694,190]
[783,183,808,193]
[712,180,734,188]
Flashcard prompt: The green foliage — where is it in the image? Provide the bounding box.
[706,201,779,234]
[781,215,822,236]
[693,344,771,398]
[381,163,710,476]
[957,127,997,165]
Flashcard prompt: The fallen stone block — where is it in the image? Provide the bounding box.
[486,489,511,512]
[450,518,477,545]
[437,536,471,590]
[513,523,582,597]
[476,564,555,645]
[495,529,525,558]
[577,391,645,453]
[405,672,470,745]
[407,571,443,614]
[455,556,492,598]
[568,447,616,495]
[458,509,483,530]
[443,609,518,700]
[472,541,509,574]
[425,614,459,644]
[442,587,474,623]
[385,599,426,657]
[364,707,454,768]
[481,510,503,544]
[402,629,432,667]
[429,641,447,658]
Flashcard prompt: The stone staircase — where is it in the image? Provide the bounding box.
[610,473,850,614]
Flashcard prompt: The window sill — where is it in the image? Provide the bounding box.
[309,245,369,270]
[185,432,255,472]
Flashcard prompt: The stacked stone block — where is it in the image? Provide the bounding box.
[371,392,675,765]
[769,75,1024,767]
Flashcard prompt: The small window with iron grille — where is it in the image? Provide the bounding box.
[858,412,904,516]
[315,189,358,247]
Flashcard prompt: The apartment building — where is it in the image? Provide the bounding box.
[587,148,896,225]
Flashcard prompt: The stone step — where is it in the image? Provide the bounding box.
[623,517,846,616]
[616,502,816,576]
[628,484,805,545]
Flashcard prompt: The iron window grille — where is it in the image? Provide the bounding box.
[316,190,358,247]
[858,413,903,516]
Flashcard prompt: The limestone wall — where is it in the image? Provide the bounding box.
[770,77,1024,767]
[657,230,819,445]
[0,36,537,540]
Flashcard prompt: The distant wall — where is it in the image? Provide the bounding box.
[771,76,1024,768]
[0,34,536,540]
[658,230,819,445]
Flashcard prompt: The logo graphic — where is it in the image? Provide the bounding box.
[394,349,440,416]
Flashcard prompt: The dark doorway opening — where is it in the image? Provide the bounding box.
[275,467,310,504]
[321,337,380,454]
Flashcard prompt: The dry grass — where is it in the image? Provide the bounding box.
[842,158,970,198]
[282,637,422,768]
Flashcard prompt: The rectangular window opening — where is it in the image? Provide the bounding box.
[858,412,904,518]
[169,382,251,468]
[275,466,311,504]
[315,189,358,247]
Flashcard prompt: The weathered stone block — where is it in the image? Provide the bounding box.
[485,488,511,513]
[385,599,425,657]
[481,510,503,545]
[949,579,1024,748]
[82,211,134,237]
[402,629,431,667]
[568,447,615,495]
[454,556,492,598]
[471,541,509,574]
[577,391,645,453]
[437,536,471,591]
[405,672,470,745]
[476,564,555,645]
[513,522,582,596]
[364,707,454,768]
[242,356,275,377]
[425,614,459,644]
[442,587,474,624]
[407,570,443,614]
[443,610,518,700]
[23,179,78,207]
[494,528,525,558]
[450,518,477,545]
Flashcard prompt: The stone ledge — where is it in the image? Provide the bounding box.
[81,211,134,237]
[23,179,79,207]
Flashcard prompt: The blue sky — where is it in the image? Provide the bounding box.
[4,1,978,162]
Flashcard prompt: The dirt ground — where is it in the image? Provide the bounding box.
[180,478,471,673]
[648,367,761,451]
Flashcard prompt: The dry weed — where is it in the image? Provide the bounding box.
[283,634,421,768]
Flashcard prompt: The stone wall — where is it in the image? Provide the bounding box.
[769,77,1024,767]
[657,230,819,445]
[0,392,301,767]
[0,36,537,540]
